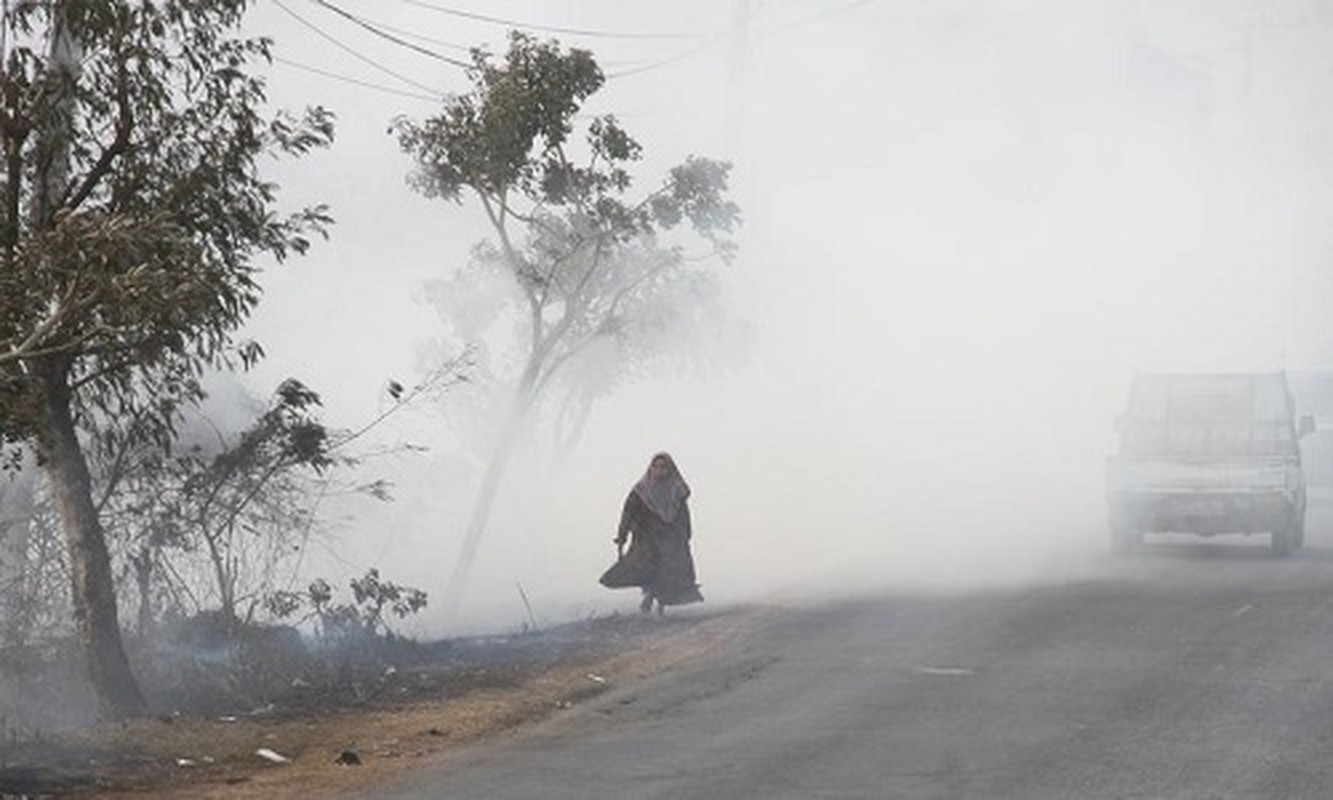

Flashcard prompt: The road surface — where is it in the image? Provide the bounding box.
[370,535,1333,799]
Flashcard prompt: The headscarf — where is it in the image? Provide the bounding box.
[633,452,691,523]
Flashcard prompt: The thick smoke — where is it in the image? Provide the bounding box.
[236,1,1333,634]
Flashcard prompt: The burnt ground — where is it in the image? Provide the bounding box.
[0,606,748,799]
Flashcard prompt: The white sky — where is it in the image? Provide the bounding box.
[233,0,1333,633]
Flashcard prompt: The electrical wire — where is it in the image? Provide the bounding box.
[271,0,449,96]
[271,1,876,100]
[606,37,723,79]
[307,0,473,68]
[330,13,474,53]
[303,0,659,71]
[271,56,443,101]
[329,17,660,70]
[606,0,878,81]
[755,0,876,42]
[396,0,717,40]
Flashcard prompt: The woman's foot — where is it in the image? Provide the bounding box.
[639,594,654,614]
[656,600,665,617]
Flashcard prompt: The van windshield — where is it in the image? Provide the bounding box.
[1120,375,1296,457]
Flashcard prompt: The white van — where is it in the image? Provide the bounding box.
[1106,372,1315,554]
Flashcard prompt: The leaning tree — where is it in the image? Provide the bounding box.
[0,0,332,718]
[395,33,740,616]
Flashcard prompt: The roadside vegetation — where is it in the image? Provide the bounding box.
[0,0,738,763]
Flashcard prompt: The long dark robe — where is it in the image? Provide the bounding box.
[600,489,704,606]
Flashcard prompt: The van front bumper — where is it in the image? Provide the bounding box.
[1109,490,1300,535]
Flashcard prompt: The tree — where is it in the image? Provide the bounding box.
[395,33,739,616]
[98,378,339,630]
[0,1,332,718]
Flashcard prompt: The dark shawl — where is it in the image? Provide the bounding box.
[633,452,691,524]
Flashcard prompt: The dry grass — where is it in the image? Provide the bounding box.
[0,607,759,799]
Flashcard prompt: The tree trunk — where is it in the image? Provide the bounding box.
[34,358,146,719]
[439,376,538,620]
[552,387,596,459]
[131,545,154,636]
[24,2,144,722]
[202,526,236,622]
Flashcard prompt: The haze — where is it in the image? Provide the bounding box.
[235,0,1333,634]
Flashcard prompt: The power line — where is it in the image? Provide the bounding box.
[271,0,448,96]
[271,56,443,102]
[396,0,718,40]
[606,37,722,79]
[606,0,877,81]
[755,0,876,42]
[332,14,474,54]
[273,0,870,98]
[307,0,473,68]
[306,3,672,71]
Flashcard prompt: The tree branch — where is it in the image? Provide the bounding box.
[63,58,132,213]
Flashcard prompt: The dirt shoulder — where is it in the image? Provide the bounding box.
[0,606,759,799]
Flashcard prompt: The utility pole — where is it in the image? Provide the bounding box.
[726,0,751,159]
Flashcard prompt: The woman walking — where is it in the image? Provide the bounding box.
[600,452,704,614]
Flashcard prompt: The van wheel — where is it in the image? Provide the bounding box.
[1110,525,1142,555]
[1271,527,1295,556]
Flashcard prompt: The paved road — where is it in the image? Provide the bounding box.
[372,538,1333,799]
